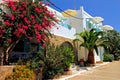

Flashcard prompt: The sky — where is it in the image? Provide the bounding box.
[50,0,120,32]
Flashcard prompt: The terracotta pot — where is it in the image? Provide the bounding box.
[88,51,95,64]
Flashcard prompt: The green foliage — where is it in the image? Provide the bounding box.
[103,30,120,60]
[74,28,108,64]
[29,43,75,79]
[61,47,74,70]
[114,53,120,60]
[103,52,114,62]
[74,28,106,55]
[5,64,35,80]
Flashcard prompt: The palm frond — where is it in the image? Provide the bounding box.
[74,28,108,55]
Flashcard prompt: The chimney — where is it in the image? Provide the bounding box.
[80,6,84,18]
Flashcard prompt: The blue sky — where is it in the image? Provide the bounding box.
[50,0,120,32]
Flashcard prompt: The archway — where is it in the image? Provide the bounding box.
[60,41,78,64]
[60,41,73,49]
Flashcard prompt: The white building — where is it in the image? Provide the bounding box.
[6,3,109,63]
[0,0,114,64]
[62,7,105,63]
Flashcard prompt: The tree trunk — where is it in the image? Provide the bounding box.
[88,50,95,65]
[3,40,20,65]
[73,42,79,65]
[3,52,9,65]
[0,47,4,65]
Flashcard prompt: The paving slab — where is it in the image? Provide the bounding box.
[66,61,120,80]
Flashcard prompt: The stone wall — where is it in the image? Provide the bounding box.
[0,66,14,80]
[49,35,73,46]
[49,35,78,63]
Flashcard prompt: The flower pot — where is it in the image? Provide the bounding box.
[79,62,84,67]
[79,59,84,67]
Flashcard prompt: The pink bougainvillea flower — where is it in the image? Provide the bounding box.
[41,33,45,37]
[42,43,45,47]
[41,23,46,28]
[0,0,58,48]
[18,28,25,34]
[28,24,31,27]
[5,1,16,10]
[19,14,24,18]
[5,0,15,6]
[11,15,15,20]
[2,29,5,33]
[49,13,54,17]
[11,5,16,11]
[4,20,10,26]
[35,8,40,13]
[36,34,41,40]
[0,28,5,38]
[18,6,23,11]
[13,31,20,37]
[42,6,47,11]
[32,19,36,24]
[30,15,34,19]
[39,8,43,13]
[34,24,42,30]
[24,17,30,24]
[22,25,28,30]
[5,14,9,17]
[22,2,26,6]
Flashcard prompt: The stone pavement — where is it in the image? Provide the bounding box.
[65,61,120,80]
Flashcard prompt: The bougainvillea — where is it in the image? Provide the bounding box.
[0,0,57,64]
[0,0,57,46]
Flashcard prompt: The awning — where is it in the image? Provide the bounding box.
[62,9,77,17]
[102,25,114,30]
[92,17,104,23]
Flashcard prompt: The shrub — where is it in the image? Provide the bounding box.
[29,43,64,79]
[29,43,75,79]
[61,47,75,71]
[5,64,35,80]
[103,52,114,62]
[114,53,120,60]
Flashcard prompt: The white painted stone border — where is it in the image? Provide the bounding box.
[56,62,110,80]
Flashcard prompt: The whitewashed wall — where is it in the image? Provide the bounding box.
[50,24,76,39]
[69,7,102,63]
[48,7,76,39]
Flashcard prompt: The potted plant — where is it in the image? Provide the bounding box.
[79,59,84,67]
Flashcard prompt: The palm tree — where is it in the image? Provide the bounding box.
[74,29,108,64]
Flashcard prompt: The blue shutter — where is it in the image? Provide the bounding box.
[37,43,42,51]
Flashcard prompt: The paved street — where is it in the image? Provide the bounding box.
[67,61,120,80]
